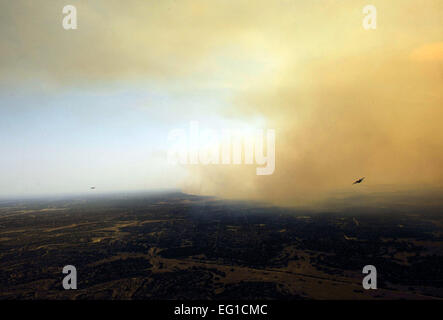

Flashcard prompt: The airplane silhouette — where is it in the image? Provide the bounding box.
[353,177,365,185]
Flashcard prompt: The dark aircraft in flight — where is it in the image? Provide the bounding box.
[353,177,365,185]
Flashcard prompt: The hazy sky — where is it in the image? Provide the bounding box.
[1,0,442,205]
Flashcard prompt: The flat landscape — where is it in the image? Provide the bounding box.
[0,191,442,299]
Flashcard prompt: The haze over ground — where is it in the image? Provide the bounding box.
[1,1,442,207]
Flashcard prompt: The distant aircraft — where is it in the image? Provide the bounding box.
[90,187,96,190]
[353,177,365,185]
